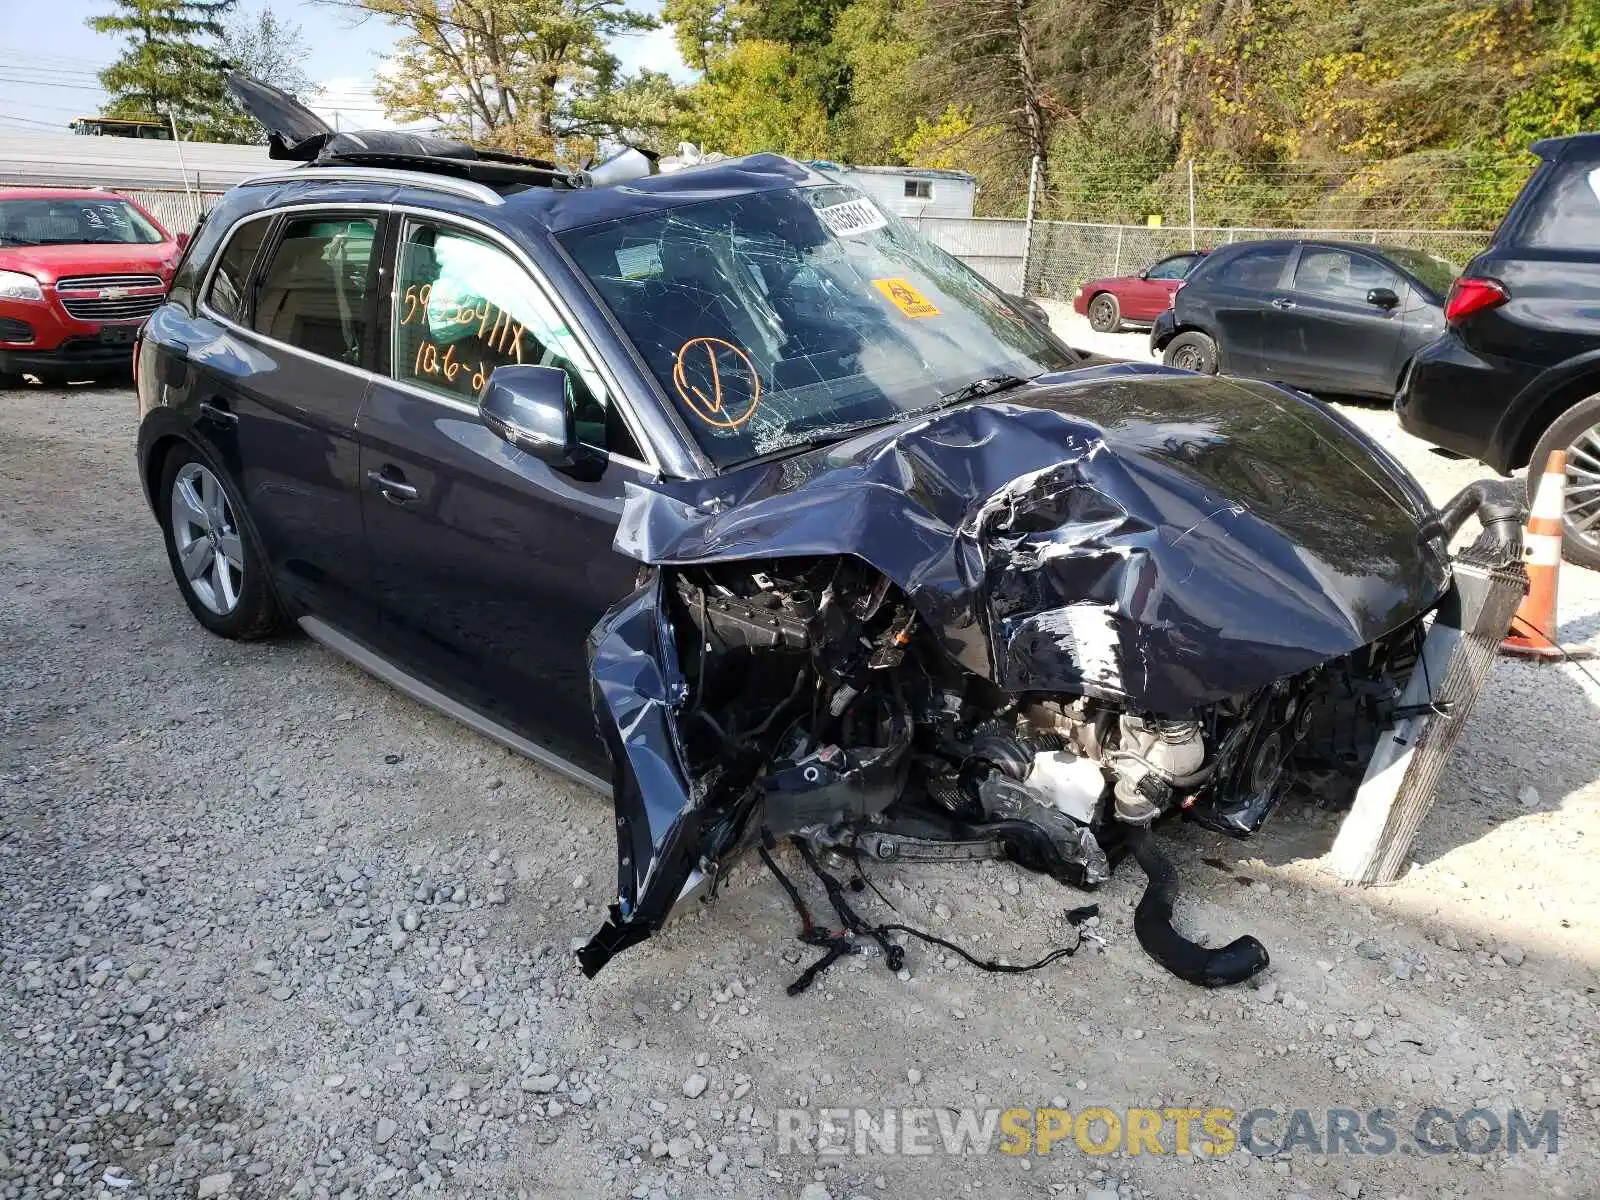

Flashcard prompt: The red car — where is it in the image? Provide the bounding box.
[1072,250,1209,332]
[0,188,184,385]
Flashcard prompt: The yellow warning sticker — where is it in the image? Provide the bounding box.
[872,277,941,318]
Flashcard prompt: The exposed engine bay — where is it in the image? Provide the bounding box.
[574,368,1528,990]
[606,556,1424,988]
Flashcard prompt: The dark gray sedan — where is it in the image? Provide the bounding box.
[1150,239,1459,399]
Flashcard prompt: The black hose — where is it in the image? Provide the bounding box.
[1425,477,1525,565]
[1128,828,1269,988]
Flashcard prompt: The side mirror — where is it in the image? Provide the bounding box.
[1137,268,1150,280]
[1004,293,1050,328]
[1366,286,1399,309]
[479,364,604,480]
[175,231,191,251]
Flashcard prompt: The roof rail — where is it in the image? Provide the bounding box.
[238,166,505,206]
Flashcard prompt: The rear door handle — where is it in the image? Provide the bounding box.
[367,468,419,504]
[1270,297,1295,310]
[198,399,237,426]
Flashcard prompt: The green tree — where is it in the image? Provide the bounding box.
[88,0,242,140]
[661,0,745,73]
[676,39,833,157]
[331,0,658,158]
[827,0,920,164]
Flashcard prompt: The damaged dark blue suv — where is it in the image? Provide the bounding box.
[136,76,1524,987]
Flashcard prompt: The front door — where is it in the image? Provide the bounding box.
[1264,246,1408,395]
[196,208,384,631]
[356,214,653,775]
[1123,253,1197,320]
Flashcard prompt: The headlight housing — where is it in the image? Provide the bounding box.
[0,270,44,301]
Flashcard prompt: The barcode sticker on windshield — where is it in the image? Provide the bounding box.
[815,197,887,237]
[615,243,662,279]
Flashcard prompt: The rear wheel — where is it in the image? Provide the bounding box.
[158,444,284,638]
[1528,393,1600,570]
[1087,292,1121,333]
[1163,331,1218,375]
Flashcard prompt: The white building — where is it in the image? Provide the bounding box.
[823,165,977,219]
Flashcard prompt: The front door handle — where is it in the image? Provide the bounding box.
[1270,297,1295,310]
[367,469,419,504]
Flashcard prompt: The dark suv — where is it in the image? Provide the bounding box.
[1397,133,1600,568]
[135,76,1515,981]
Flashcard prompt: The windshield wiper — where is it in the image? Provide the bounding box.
[937,373,1031,406]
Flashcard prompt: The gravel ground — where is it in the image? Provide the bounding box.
[3,359,1599,1200]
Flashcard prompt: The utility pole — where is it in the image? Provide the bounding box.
[1020,154,1041,296]
[167,110,199,227]
[1187,159,1196,251]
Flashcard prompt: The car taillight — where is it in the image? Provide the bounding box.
[1444,277,1508,324]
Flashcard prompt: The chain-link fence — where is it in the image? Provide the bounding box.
[909,151,1506,298]
[1022,221,1492,301]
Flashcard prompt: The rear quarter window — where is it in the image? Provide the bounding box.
[1523,162,1600,249]
[204,216,271,323]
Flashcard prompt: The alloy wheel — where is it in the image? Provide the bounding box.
[169,462,245,616]
[1567,424,1600,555]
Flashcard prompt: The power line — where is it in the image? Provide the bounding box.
[0,115,67,129]
[0,76,109,93]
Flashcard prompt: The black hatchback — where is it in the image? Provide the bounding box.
[133,76,1518,983]
[1150,238,1459,399]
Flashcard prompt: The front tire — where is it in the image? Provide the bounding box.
[1528,393,1600,570]
[1163,331,1218,375]
[157,444,284,638]
[1087,293,1121,333]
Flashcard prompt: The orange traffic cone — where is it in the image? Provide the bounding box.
[1502,450,1594,661]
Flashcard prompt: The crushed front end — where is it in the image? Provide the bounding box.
[576,368,1525,986]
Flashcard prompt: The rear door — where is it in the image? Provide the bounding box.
[1185,243,1292,376]
[1264,245,1408,395]
[355,213,654,776]
[194,206,383,632]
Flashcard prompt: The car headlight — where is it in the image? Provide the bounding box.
[1074,287,1083,298]
[0,270,44,301]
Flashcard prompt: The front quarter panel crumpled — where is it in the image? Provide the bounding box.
[577,364,1455,975]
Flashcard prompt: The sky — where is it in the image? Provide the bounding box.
[0,0,691,137]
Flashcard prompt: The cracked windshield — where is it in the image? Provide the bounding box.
[560,184,1075,466]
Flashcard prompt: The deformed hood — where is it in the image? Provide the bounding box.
[616,364,1452,714]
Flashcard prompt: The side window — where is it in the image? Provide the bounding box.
[1293,248,1400,301]
[251,215,377,365]
[391,219,634,456]
[1211,245,1291,290]
[1523,162,1600,248]
[204,216,269,323]
[1146,255,1194,281]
